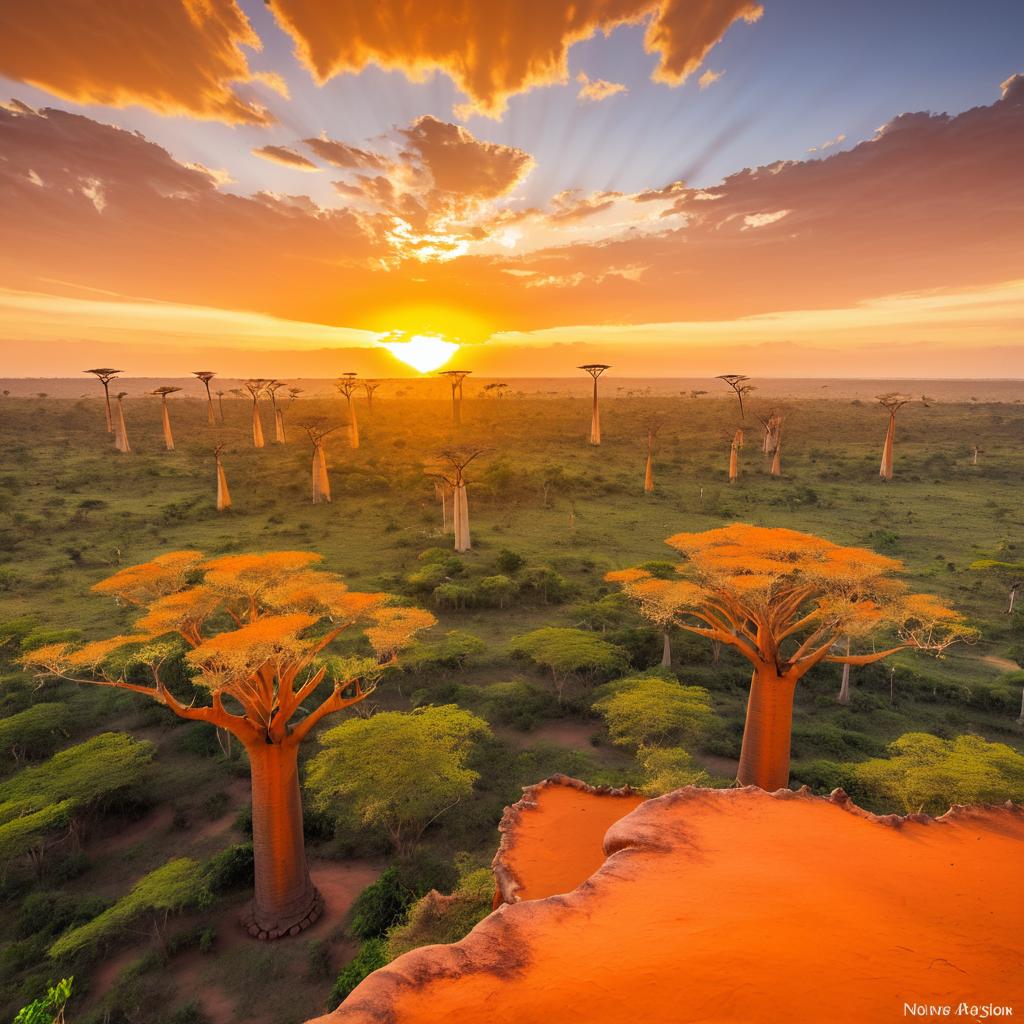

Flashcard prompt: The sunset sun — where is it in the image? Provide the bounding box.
[380,333,460,373]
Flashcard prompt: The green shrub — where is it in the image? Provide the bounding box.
[348,867,416,940]
[477,681,557,730]
[592,676,714,749]
[327,939,387,1010]
[205,844,254,894]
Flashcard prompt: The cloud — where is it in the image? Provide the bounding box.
[807,132,846,153]
[0,0,275,125]
[698,69,724,90]
[267,0,764,117]
[576,71,627,103]
[303,134,386,171]
[252,145,320,171]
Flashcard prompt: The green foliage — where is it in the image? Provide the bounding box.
[18,891,111,941]
[494,549,526,574]
[517,565,573,604]
[637,747,708,795]
[308,706,491,853]
[204,843,254,894]
[326,939,387,1011]
[853,732,1024,814]
[348,867,417,940]
[400,631,486,672]
[49,858,206,959]
[593,676,715,749]
[13,976,73,1024]
[477,575,516,608]
[475,681,557,729]
[0,704,74,762]
[511,627,628,696]
[384,865,492,961]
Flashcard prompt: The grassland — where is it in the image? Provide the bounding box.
[1,387,1022,1023]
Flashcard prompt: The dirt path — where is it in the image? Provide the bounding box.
[694,753,739,780]
[981,654,1021,673]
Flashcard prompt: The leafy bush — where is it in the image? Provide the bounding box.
[593,676,715,749]
[18,891,111,940]
[0,703,74,762]
[205,844,254,894]
[638,747,707,795]
[400,631,486,672]
[327,939,387,1010]
[495,549,526,574]
[476,681,557,730]
[511,628,628,701]
[348,867,416,940]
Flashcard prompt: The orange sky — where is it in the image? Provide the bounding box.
[0,3,1022,377]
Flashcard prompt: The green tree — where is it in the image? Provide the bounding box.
[13,977,73,1024]
[0,703,74,763]
[854,733,1024,814]
[638,747,708,795]
[510,627,627,702]
[593,676,714,749]
[307,706,491,856]
[49,858,206,959]
[478,575,516,608]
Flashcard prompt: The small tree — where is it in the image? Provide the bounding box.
[578,364,610,445]
[607,525,975,790]
[428,448,486,554]
[307,705,490,857]
[193,371,217,426]
[642,417,662,494]
[592,676,714,749]
[303,422,338,504]
[214,443,231,512]
[510,626,627,702]
[0,702,73,763]
[84,368,121,433]
[49,857,206,959]
[363,380,382,414]
[717,374,755,420]
[336,373,361,448]
[113,392,130,453]
[266,380,287,442]
[438,370,471,427]
[853,733,1024,814]
[22,550,435,939]
[13,977,73,1024]
[243,379,268,448]
[152,386,181,451]
[877,393,912,481]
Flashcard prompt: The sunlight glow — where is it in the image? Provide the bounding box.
[381,333,460,373]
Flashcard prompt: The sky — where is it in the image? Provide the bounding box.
[0,0,1022,378]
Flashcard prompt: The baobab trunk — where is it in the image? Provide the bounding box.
[837,637,851,704]
[114,399,130,454]
[275,408,286,444]
[644,452,654,493]
[347,398,359,449]
[729,443,738,483]
[252,403,265,449]
[161,400,174,451]
[661,631,672,667]
[589,378,601,446]
[736,667,797,791]
[312,446,331,504]
[103,383,113,433]
[242,741,321,938]
[205,389,215,426]
[453,481,471,553]
[770,443,781,476]
[216,458,231,512]
[879,414,895,480]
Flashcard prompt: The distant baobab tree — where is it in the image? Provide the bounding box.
[972,445,984,466]
[434,480,452,533]
[193,371,217,426]
[643,417,662,493]
[22,551,435,939]
[84,368,122,433]
[770,431,782,477]
[288,387,303,403]
[430,448,486,553]
[483,382,509,399]
[214,444,231,512]
[113,392,130,454]
[303,422,338,504]
[439,370,471,427]
[152,386,181,451]
[243,380,268,449]
[265,381,287,443]
[877,393,912,481]
[335,374,361,448]
[758,411,782,454]
[578,364,610,445]
[215,389,226,423]
[717,374,755,420]
[725,428,744,483]
[362,380,382,414]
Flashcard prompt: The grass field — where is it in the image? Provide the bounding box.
[1,387,1022,1023]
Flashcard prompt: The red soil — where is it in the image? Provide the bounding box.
[315,786,1024,1024]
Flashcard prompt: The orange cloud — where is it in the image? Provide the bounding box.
[303,135,386,171]
[576,72,628,103]
[698,68,724,89]
[267,0,764,117]
[252,144,320,171]
[0,0,274,125]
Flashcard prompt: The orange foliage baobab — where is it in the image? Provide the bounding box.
[193,371,217,426]
[607,525,975,790]
[84,367,121,433]
[152,386,181,451]
[578,364,610,445]
[22,551,435,939]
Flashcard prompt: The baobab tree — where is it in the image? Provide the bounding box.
[214,444,231,512]
[22,550,436,939]
[193,371,217,426]
[642,417,662,493]
[439,370,471,427]
[579,364,610,445]
[84,368,122,433]
[362,380,382,414]
[717,374,755,420]
[113,392,130,454]
[607,525,974,790]
[725,429,742,483]
[335,374,361,449]
[483,382,509,399]
[972,445,984,466]
[215,390,226,423]
[758,411,782,454]
[265,381,287,443]
[770,434,782,477]
[877,393,912,481]
[243,380,268,449]
[152,386,181,451]
[303,423,338,504]
[429,448,486,553]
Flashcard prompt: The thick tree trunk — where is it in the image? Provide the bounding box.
[737,667,797,791]
[103,382,113,433]
[644,450,654,493]
[114,400,130,453]
[347,397,359,448]
[216,459,231,511]
[589,379,601,445]
[661,631,672,667]
[770,444,781,476]
[252,402,265,449]
[453,482,470,552]
[161,400,174,451]
[837,663,851,705]
[729,443,738,483]
[274,406,286,443]
[312,445,331,503]
[879,414,895,480]
[205,386,215,426]
[242,740,322,940]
